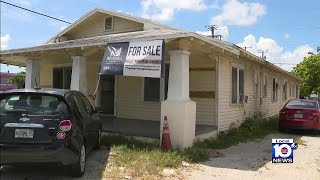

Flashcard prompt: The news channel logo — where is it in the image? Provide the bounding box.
[272,139,298,163]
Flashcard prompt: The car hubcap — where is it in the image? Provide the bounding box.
[80,145,86,172]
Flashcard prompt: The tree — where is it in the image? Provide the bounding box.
[7,71,26,89]
[293,53,320,97]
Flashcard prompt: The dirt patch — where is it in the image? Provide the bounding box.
[182,133,320,180]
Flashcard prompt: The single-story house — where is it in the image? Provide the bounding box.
[0,8,300,148]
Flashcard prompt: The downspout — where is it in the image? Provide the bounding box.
[215,54,221,133]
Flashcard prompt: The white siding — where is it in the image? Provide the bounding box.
[117,76,160,121]
[218,57,299,132]
[190,71,216,125]
[67,14,143,40]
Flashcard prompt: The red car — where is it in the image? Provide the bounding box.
[279,99,320,132]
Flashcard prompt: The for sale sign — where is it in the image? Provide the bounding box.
[100,40,164,78]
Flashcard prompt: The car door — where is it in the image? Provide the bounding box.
[71,93,92,149]
[79,93,101,148]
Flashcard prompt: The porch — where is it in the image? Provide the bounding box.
[101,116,218,139]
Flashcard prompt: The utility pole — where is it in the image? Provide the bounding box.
[205,25,223,40]
[258,49,268,59]
[243,46,252,51]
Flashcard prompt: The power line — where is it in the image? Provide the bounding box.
[0,0,72,24]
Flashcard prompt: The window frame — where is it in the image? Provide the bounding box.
[263,75,268,98]
[254,71,259,98]
[272,77,279,102]
[142,64,169,102]
[53,67,72,89]
[231,65,245,104]
[283,80,288,101]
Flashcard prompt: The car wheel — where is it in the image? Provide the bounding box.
[278,127,286,133]
[94,128,101,150]
[70,144,86,177]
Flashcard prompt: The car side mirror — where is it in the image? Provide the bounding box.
[94,106,103,113]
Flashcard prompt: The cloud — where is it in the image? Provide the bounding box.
[284,33,290,39]
[211,0,266,26]
[237,34,313,71]
[1,34,11,50]
[281,45,314,67]
[141,0,208,21]
[195,26,229,40]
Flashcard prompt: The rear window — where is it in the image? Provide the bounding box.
[285,100,317,109]
[0,93,69,115]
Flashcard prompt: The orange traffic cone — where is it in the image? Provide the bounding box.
[161,116,171,151]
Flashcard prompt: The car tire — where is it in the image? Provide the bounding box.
[94,128,102,150]
[70,143,86,177]
[278,127,286,133]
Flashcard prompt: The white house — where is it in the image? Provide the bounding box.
[0,8,300,148]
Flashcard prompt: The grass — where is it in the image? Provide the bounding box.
[102,116,279,179]
[194,116,279,149]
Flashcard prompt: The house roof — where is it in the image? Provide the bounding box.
[1,29,238,55]
[0,29,300,80]
[46,8,180,43]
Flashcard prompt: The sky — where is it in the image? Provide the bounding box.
[1,0,319,73]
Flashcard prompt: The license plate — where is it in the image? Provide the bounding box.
[15,129,34,138]
[294,114,303,119]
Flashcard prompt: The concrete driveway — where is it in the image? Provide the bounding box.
[0,146,110,180]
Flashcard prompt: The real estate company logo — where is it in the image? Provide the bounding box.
[272,139,298,163]
[108,46,122,57]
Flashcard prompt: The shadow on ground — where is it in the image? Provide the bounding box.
[200,130,319,171]
[0,146,110,180]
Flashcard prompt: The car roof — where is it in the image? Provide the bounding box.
[289,99,319,103]
[0,88,78,96]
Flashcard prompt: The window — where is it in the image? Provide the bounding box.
[296,85,299,98]
[293,84,295,97]
[232,67,244,104]
[285,100,317,109]
[73,94,88,117]
[0,93,69,116]
[263,75,267,98]
[81,95,93,115]
[283,81,288,101]
[105,16,114,31]
[53,67,72,89]
[143,64,169,102]
[272,78,278,101]
[254,72,259,98]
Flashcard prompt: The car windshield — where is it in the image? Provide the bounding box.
[0,93,69,115]
[285,100,317,109]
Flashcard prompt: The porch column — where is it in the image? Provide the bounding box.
[25,59,40,89]
[71,56,87,95]
[161,50,196,149]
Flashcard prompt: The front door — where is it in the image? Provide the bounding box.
[100,75,115,115]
